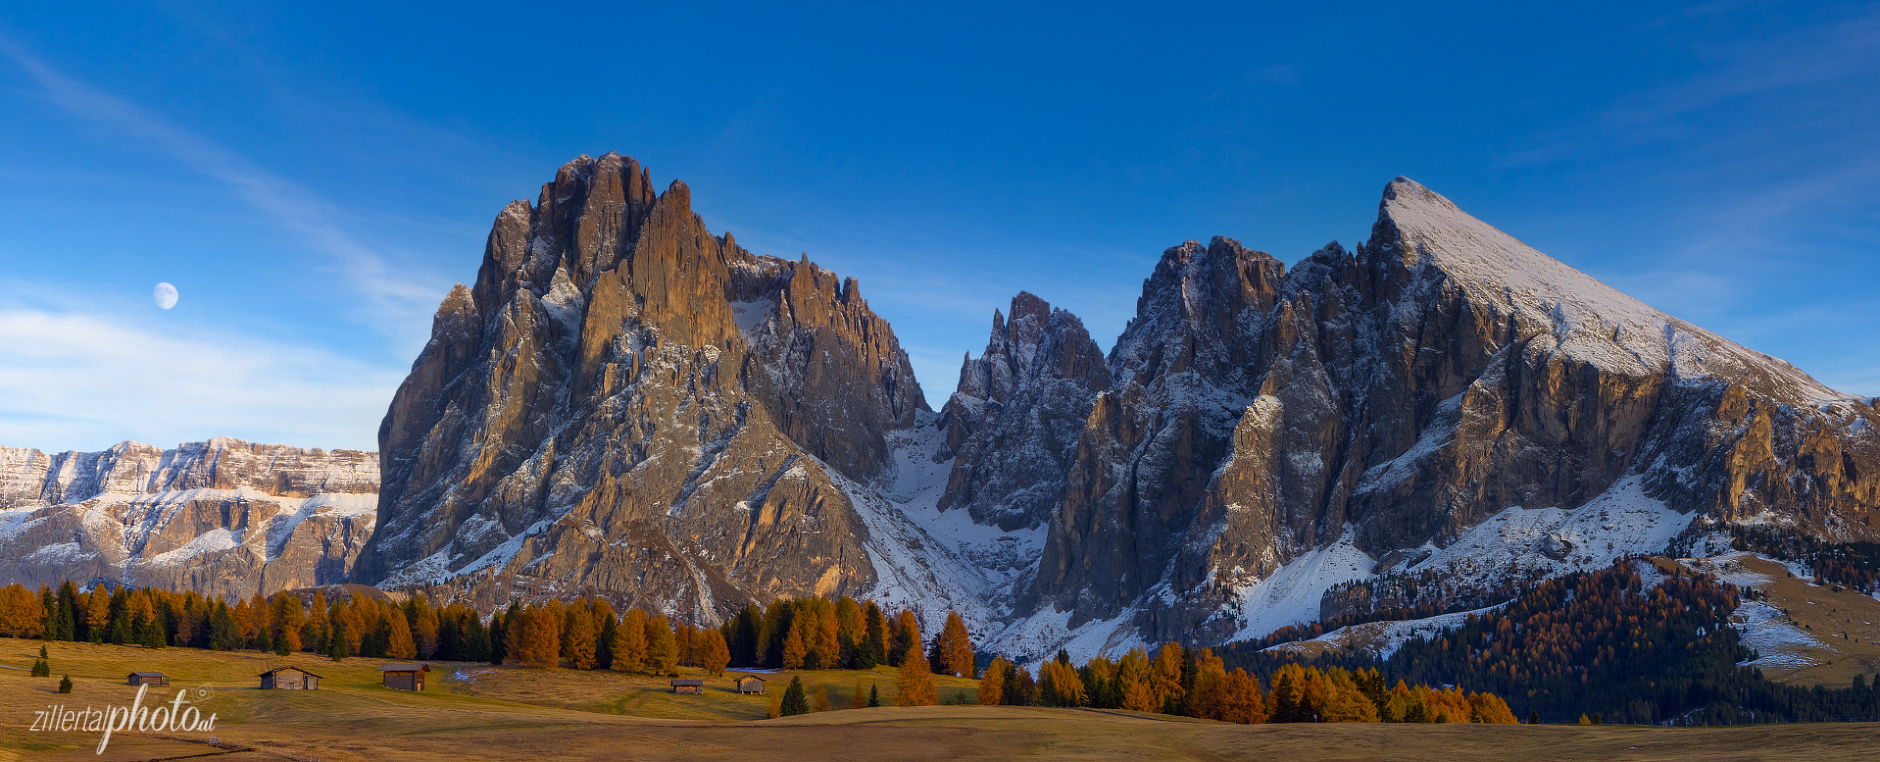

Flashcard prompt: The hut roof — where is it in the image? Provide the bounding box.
[671,679,705,686]
[736,674,766,682]
[258,666,324,678]
[128,672,167,678]
[378,663,430,672]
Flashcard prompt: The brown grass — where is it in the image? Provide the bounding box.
[3,636,1879,761]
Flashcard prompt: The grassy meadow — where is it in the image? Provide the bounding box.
[1,636,1877,761]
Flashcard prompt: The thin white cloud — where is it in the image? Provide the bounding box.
[0,40,444,334]
[0,301,400,453]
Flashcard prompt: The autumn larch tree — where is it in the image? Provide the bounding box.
[613,609,648,673]
[645,614,679,675]
[933,611,974,678]
[782,617,808,669]
[890,610,921,667]
[566,610,598,670]
[698,628,731,676]
[978,657,1010,705]
[895,647,939,706]
[387,609,418,660]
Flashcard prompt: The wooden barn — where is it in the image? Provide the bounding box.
[671,679,704,694]
[734,675,766,694]
[127,672,169,687]
[379,663,430,692]
[258,666,322,690]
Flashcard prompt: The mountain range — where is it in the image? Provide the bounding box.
[3,154,1875,659]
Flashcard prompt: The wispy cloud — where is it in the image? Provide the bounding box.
[0,294,401,452]
[0,39,444,334]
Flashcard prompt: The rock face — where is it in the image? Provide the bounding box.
[355,153,927,621]
[1014,178,1880,646]
[0,438,378,599]
[937,292,1111,531]
[359,162,1879,652]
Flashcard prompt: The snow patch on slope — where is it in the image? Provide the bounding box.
[1264,603,1503,660]
[1397,475,1692,579]
[836,412,1045,640]
[1228,530,1376,642]
[988,606,1146,665]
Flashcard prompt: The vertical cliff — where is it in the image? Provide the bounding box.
[356,153,928,621]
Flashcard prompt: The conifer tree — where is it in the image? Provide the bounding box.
[1217,669,1267,724]
[894,648,939,706]
[731,604,764,667]
[1038,660,1087,707]
[55,582,79,641]
[596,610,618,670]
[58,673,72,693]
[328,624,349,661]
[934,612,974,678]
[781,676,811,716]
[699,628,731,676]
[613,609,648,673]
[645,615,679,674]
[1150,643,1185,713]
[388,610,418,660]
[978,657,1009,705]
[208,601,238,651]
[408,598,439,659]
[485,609,507,662]
[84,588,109,643]
[813,605,840,670]
[782,619,808,669]
[31,644,50,677]
[566,611,598,670]
[849,680,870,709]
[519,608,561,668]
[1117,648,1158,712]
[812,687,832,712]
[890,610,921,667]
[38,587,57,641]
[868,684,880,707]
[860,602,887,669]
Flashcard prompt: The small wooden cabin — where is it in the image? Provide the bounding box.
[671,679,704,694]
[734,675,766,694]
[127,672,169,687]
[259,666,322,690]
[379,662,430,692]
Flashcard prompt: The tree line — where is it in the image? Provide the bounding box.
[972,642,1514,724]
[0,580,1516,724]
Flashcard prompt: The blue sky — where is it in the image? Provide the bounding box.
[1,2,1877,452]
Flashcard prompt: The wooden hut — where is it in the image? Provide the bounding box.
[258,666,322,690]
[671,679,704,694]
[127,672,169,687]
[379,663,430,692]
[734,675,766,694]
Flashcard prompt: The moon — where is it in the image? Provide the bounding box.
[154,282,179,310]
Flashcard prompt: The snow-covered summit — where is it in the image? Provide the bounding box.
[1376,176,1856,404]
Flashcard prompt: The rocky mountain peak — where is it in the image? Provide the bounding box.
[938,291,1110,530]
[359,153,928,617]
[1111,236,1284,390]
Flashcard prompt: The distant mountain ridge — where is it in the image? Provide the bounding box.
[4,159,1875,663]
[0,437,378,599]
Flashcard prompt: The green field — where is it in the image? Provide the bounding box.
[1,638,1876,761]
